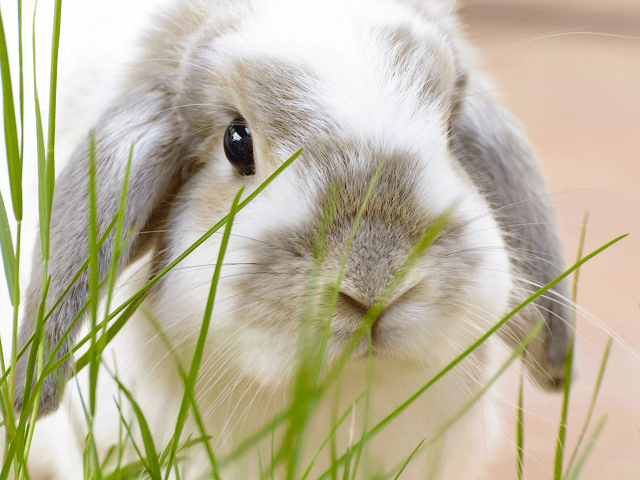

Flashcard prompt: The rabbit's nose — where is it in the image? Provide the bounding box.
[338,291,370,316]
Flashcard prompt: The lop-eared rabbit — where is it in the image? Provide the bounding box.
[15,0,573,478]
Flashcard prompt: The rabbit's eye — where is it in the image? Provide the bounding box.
[223,117,255,175]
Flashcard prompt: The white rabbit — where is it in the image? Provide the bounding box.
[14,0,573,478]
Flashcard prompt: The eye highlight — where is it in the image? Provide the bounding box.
[223,116,255,175]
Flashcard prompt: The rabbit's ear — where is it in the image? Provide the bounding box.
[15,85,193,417]
[450,73,574,391]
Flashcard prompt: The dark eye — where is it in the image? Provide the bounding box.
[223,116,255,176]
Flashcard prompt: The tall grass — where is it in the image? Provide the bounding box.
[0,2,624,479]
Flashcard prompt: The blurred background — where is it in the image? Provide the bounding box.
[1,0,639,478]
[458,0,640,478]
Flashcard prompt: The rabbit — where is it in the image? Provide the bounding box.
[13,0,574,478]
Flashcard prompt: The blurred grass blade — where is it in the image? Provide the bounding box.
[32,3,51,261]
[566,417,607,480]
[11,150,301,439]
[113,378,162,480]
[103,146,134,325]
[105,460,146,480]
[554,211,589,479]
[6,149,302,382]
[0,190,16,301]
[299,391,367,480]
[114,399,151,474]
[516,358,525,480]
[282,183,340,480]
[392,439,424,480]
[75,381,102,479]
[314,159,386,384]
[313,233,627,480]
[88,133,100,416]
[0,5,23,221]
[47,0,62,167]
[553,338,574,479]
[572,212,589,303]
[80,148,303,358]
[565,336,613,476]
[431,320,544,445]
[1,217,117,382]
[321,207,454,393]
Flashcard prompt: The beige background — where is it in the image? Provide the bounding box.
[459,1,640,478]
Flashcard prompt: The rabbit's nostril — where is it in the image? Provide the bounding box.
[338,292,383,345]
[338,292,370,317]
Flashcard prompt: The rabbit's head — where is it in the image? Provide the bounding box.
[16,0,573,418]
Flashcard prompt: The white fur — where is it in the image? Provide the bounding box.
[23,0,517,478]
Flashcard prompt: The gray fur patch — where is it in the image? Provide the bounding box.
[450,72,573,391]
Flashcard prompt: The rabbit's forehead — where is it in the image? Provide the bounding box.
[210,0,456,143]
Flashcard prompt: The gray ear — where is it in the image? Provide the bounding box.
[15,85,192,417]
[450,73,574,391]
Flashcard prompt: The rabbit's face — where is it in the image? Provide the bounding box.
[147,0,513,385]
[16,0,572,422]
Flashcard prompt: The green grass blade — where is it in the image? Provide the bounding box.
[516,358,525,480]
[100,445,117,470]
[320,207,454,397]
[0,190,16,301]
[314,159,386,386]
[77,148,303,371]
[312,234,627,480]
[105,460,147,480]
[164,187,244,479]
[17,0,24,162]
[19,274,50,421]
[140,306,218,473]
[218,414,290,469]
[350,350,373,480]
[103,146,134,324]
[282,183,340,480]
[9,151,301,447]
[257,447,265,480]
[0,5,23,221]
[565,336,613,476]
[32,2,50,262]
[46,0,62,168]
[553,343,574,479]
[1,215,117,370]
[566,417,607,480]
[571,212,589,304]
[392,439,424,480]
[220,231,627,479]
[553,211,589,479]
[431,320,544,445]
[113,399,150,474]
[88,132,100,416]
[75,381,102,480]
[299,390,368,480]
[112,377,162,479]
[4,149,301,386]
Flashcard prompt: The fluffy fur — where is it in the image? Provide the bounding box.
[16,0,573,478]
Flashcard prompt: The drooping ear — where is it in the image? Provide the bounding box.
[450,72,574,391]
[15,85,194,417]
